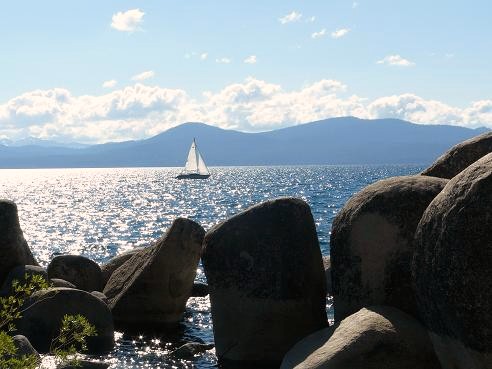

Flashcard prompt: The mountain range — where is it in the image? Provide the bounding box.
[0,117,488,168]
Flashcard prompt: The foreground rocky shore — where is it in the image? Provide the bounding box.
[0,131,491,369]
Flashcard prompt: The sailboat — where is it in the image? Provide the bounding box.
[176,138,211,179]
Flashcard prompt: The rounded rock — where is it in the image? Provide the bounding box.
[421,131,492,179]
[16,287,114,354]
[330,175,447,321]
[281,306,441,369]
[413,153,492,368]
[48,255,103,292]
[100,249,141,288]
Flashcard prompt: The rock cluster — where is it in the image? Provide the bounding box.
[1,131,490,368]
[0,206,207,363]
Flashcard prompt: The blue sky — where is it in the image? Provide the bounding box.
[0,1,491,143]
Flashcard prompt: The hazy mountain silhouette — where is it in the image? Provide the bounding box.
[0,117,488,168]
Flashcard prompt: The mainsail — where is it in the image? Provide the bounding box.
[183,139,210,175]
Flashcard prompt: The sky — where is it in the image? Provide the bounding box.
[0,0,491,143]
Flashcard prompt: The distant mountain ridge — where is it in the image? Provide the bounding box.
[0,117,489,168]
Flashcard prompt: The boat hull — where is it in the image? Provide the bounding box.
[176,173,211,180]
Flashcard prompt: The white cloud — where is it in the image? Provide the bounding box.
[279,11,302,24]
[244,55,257,64]
[216,58,231,64]
[111,9,144,32]
[0,78,490,143]
[307,16,316,23]
[200,53,208,60]
[377,55,415,67]
[311,29,326,39]
[331,28,350,39]
[352,2,359,9]
[131,70,155,81]
[102,80,117,89]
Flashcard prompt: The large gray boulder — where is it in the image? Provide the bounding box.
[103,218,205,331]
[202,198,327,367]
[0,265,48,295]
[422,131,492,179]
[0,200,37,284]
[16,287,114,354]
[413,153,492,369]
[48,255,103,292]
[330,175,447,321]
[281,306,441,369]
[100,249,141,288]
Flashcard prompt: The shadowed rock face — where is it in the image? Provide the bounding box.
[0,200,37,284]
[16,287,114,354]
[330,175,447,321]
[100,249,141,288]
[281,306,441,369]
[48,255,103,292]
[421,131,492,179]
[103,218,204,331]
[413,153,492,368]
[202,197,327,366]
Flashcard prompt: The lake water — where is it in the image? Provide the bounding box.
[0,165,423,368]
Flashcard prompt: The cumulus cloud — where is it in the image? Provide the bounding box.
[307,16,316,23]
[102,80,117,88]
[111,9,144,32]
[311,29,326,39]
[331,28,350,39]
[244,55,257,64]
[200,53,208,60]
[0,78,490,143]
[279,11,302,24]
[377,54,415,67]
[131,70,155,81]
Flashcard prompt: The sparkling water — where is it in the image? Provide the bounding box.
[0,165,423,368]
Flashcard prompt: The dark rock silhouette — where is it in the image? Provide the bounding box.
[0,200,37,284]
[16,287,114,354]
[100,249,141,288]
[103,218,204,331]
[413,153,492,368]
[202,198,327,367]
[48,255,103,292]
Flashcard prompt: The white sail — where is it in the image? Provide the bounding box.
[197,150,210,175]
[184,141,198,172]
[182,139,209,175]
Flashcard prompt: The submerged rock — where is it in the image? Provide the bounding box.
[171,342,214,359]
[413,153,492,369]
[330,175,447,321]
[103,218,205,331]
[281,306,441,369]
[202,198,327,367]
[16,287,114,354]
[48,255,103,292]
[0,200,37,284]
[421,131,492,179]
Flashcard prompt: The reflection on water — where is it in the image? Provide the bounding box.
[0,165,422,368]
